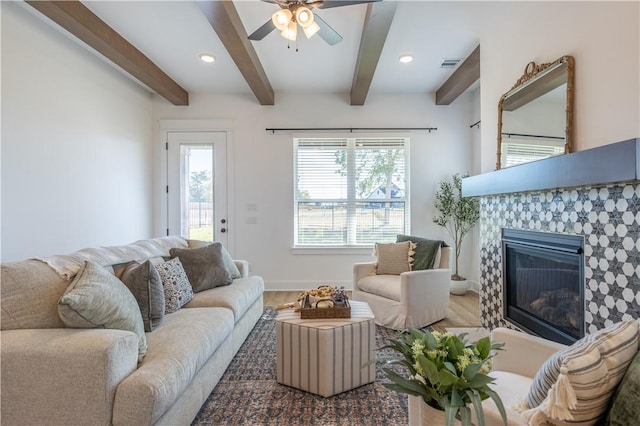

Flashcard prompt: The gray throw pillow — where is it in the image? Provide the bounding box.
[606,350,640,426]
[396,234,443,270]
[120,260,165,332]
[155,258,194,313]
[169,243,232,292]
[58,261,147,362]
[187,239,241,279]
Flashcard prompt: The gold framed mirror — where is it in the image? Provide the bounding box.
[497,55,574,169]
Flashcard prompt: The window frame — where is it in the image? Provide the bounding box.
[292,134,410,251]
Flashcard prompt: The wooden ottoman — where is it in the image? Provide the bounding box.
[276,300,376,397]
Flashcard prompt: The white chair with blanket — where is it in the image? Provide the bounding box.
[352,235,451,330]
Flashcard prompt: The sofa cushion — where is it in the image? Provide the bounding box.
[185,275,265,322]
[1,260,70,330]
[374,241,415,275]
[606,350,640,425]
[120,260,165,332]
[155,258,194,314]
[187,239,241,279]
[57,261,148,362]
[113,307,235,425]
[357,275,402,302]
[170,243,232,292]
[396,235,442,270]
[523,320,639,425]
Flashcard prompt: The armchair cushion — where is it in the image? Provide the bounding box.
[522,320,638,425]
[356,275,402,302]
[374,241,415,275]
[396,235,442,270]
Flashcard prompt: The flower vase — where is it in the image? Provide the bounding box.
[408,396,461,425]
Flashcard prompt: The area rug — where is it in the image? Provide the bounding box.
[192,308,408,426]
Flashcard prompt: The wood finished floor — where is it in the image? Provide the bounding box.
[262,290,480,330]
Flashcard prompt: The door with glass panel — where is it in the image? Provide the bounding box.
[167,131,227,246]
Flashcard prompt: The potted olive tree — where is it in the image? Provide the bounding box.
[433,174,480,295]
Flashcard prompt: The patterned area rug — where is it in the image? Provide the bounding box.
[192,308,408,426]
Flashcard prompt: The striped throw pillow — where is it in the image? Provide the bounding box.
[522,320,639,426]
[374,241,416,275]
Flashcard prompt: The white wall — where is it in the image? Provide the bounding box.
[478,1,640,173]
[153,92,476,289]
[1,3,154,261]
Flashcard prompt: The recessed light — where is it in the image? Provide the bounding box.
[399,54,413,64]
[200,54,215,63]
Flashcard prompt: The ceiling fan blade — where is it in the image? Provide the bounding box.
[248,19,276,41]
[314,0,381,9]
[313,13,343,45]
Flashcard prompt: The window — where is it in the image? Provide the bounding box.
[294,137,409,247]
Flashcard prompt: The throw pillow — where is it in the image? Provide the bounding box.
[374,241,416,275]
[186,239,241,279]
[120,260,165,332]
[58,261,147,362]
[605,350,640,426]
[155,258,194,314]
[522,320,639,425]
[396,234,443,270]
[169,243,232,292]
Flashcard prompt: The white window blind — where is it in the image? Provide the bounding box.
[502,141,565,168]
[294,137,409,246]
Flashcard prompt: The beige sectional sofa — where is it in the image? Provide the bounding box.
[1,236,264,426]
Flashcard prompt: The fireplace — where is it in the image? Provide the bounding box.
[502,229,585,345]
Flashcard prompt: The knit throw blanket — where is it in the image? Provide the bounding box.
[36,236,188,279]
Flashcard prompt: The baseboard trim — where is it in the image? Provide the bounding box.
[264,280,352,291]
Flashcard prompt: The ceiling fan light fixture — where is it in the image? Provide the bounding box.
[295,7,314,28]
[303,21,320,39]
[281,20,297,41]
[272,9,292,31]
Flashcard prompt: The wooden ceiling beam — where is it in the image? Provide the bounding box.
[197,0,274,106]
[436,45,480,105]
[350,1,396,106]
[26,0,189,106]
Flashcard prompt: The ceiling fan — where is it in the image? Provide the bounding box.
[248,0,381,46]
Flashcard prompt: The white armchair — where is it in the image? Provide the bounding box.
[352,246,451,330]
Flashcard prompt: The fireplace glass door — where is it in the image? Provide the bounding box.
[502,229,584,344]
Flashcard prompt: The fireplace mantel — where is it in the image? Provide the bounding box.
[463,138,640,197]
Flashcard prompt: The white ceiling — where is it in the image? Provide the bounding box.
[78,0,486,98]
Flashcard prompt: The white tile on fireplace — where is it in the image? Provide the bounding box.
[604,199,616,212]
[623,262,635,276]
[604,223,616,236]
[604,271,616,284]
[616,274,628,288]
[622,237,635,251]
[622,288,635,302]
[604,295,615,309]
[616,198,628,211]
[616,299,628,313]
[615,224,628,238]
[615,249,628,263]
[622,185,635,198]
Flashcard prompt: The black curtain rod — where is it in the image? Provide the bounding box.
[265,127,437,134]
[470,120,481,129]
[502,132,564,140]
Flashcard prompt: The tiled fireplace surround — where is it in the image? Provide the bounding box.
[464,138,640,336]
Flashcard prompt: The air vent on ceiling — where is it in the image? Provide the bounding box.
[440,58,461,68]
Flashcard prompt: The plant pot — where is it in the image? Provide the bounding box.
[408,396,461,425]
[450,279,469,295]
